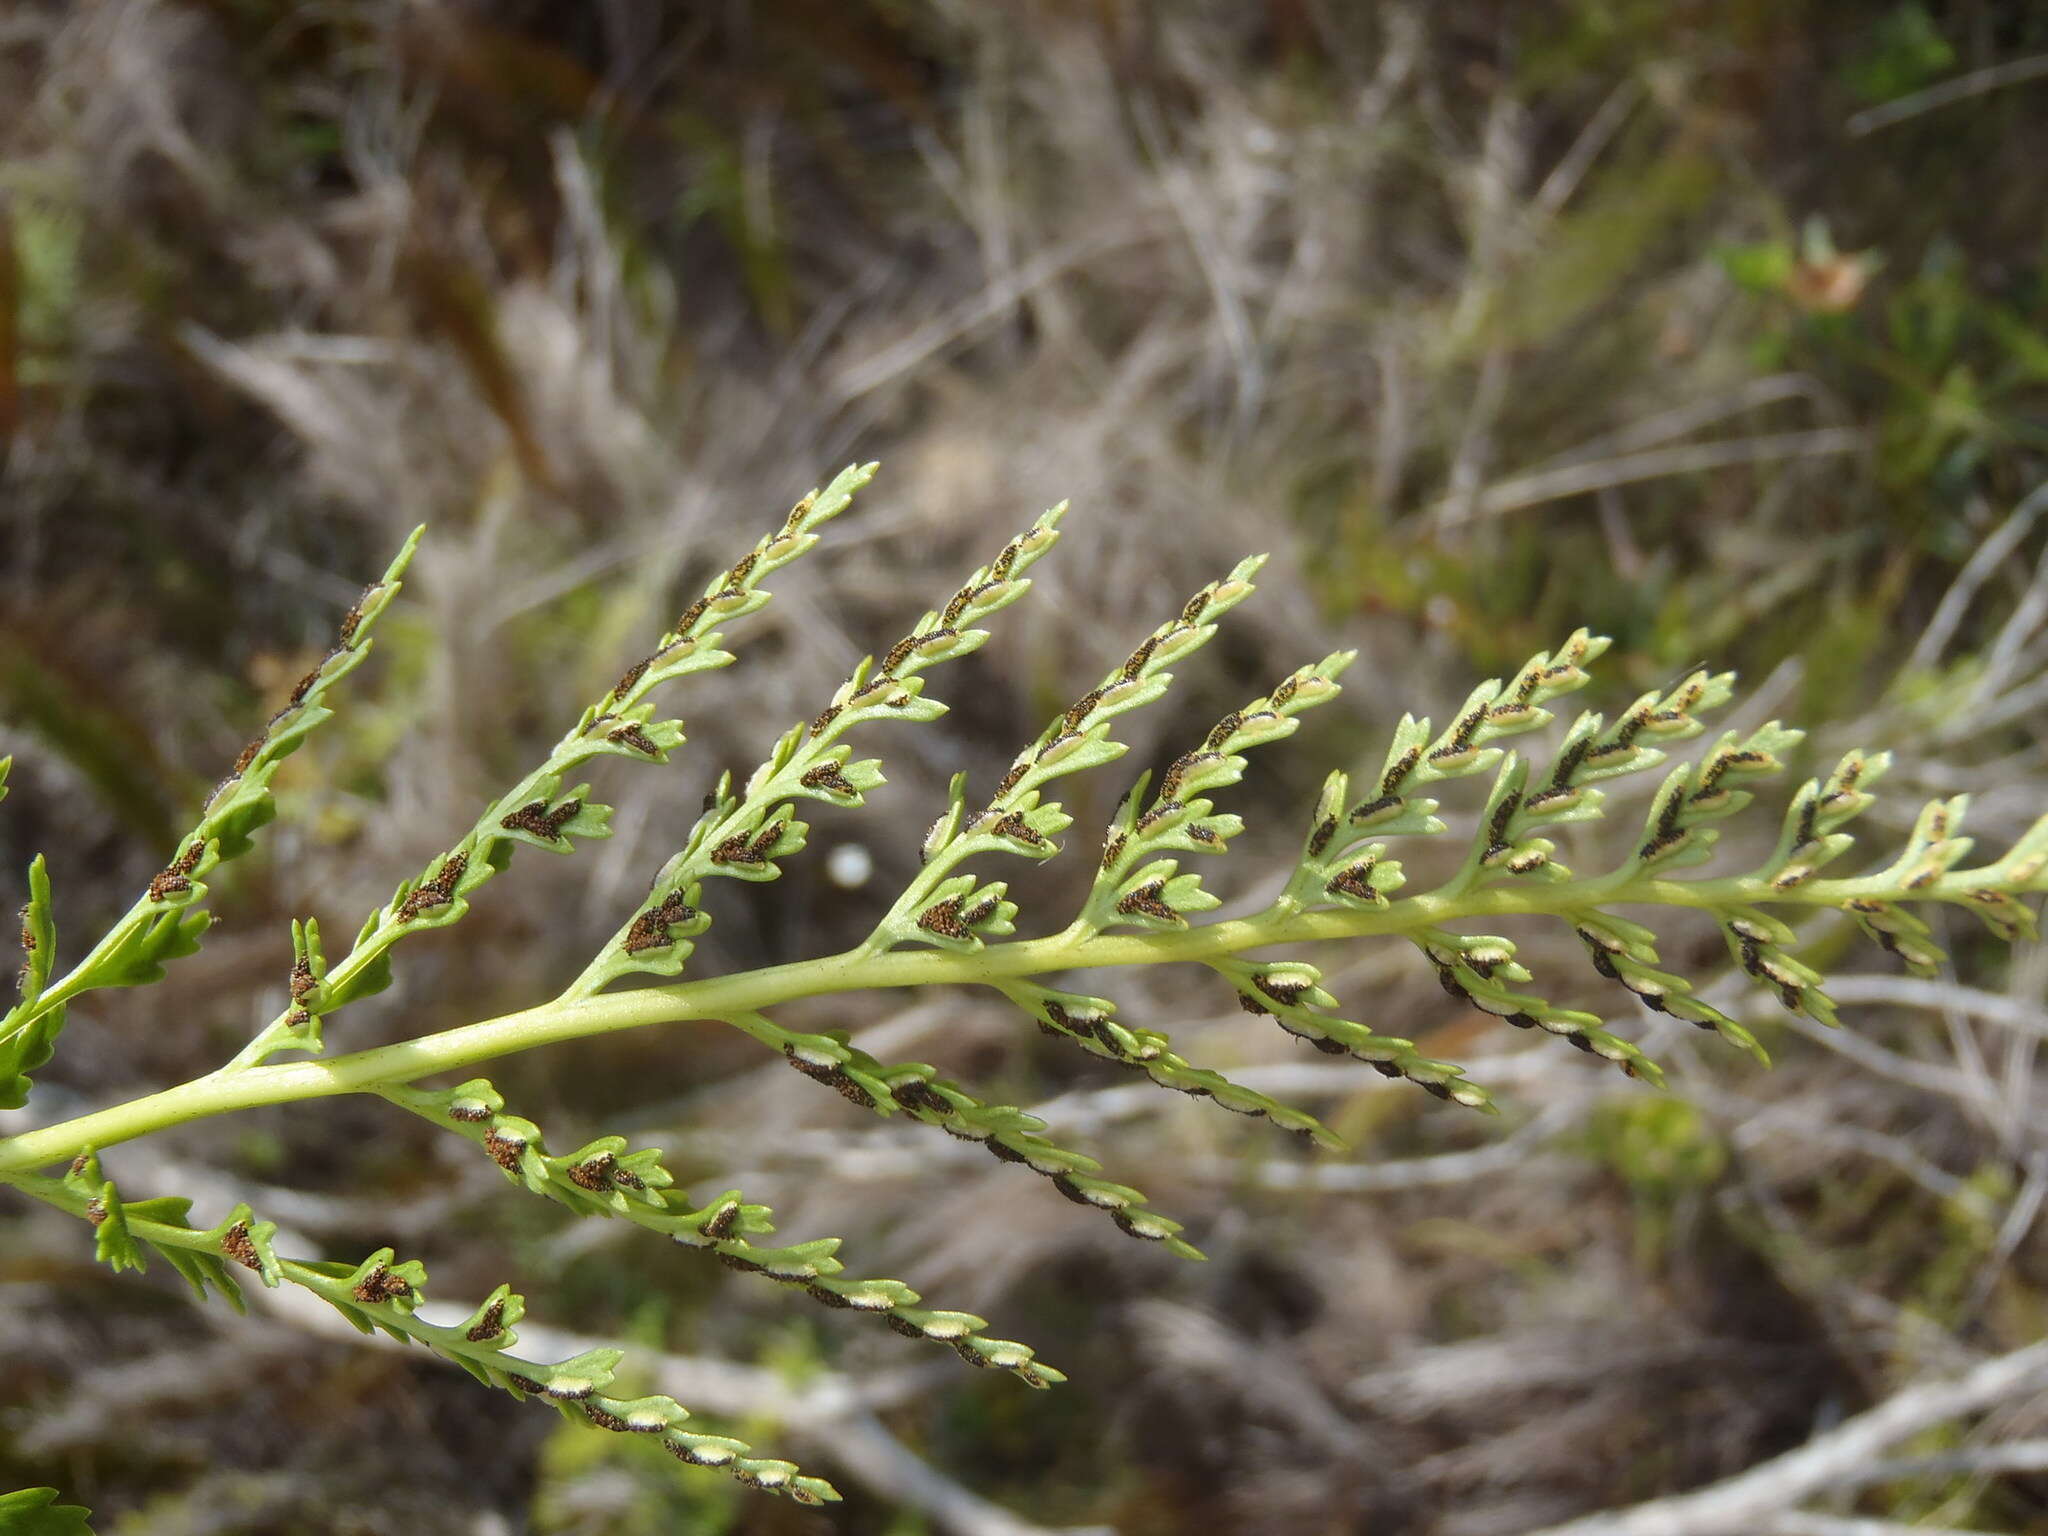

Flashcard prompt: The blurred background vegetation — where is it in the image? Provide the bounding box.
[4,2,2048,1532]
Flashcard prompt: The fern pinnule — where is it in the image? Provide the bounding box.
[724,1006,1197,1262]
[1002,979,1346,1150]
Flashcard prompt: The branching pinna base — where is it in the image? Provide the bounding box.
[3,466,2044,1502]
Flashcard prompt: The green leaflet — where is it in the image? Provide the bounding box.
[730,1009,1196,1264]
[1004,980,1344,1149]
[0,1488,96,1536]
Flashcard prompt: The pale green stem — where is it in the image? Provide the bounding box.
[0,864,2013,1179]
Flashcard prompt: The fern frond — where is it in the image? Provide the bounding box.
[6,468,2048,1504]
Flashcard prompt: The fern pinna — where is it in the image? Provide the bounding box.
[2,465,2043,1502]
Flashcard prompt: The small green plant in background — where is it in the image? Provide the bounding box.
[2,465,2045,1506]
[0,1486,93,1536]
[1587,1096,1728,1274]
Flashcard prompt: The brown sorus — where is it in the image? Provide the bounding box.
[465,1300,507,1341]
[221,1221,262,1271]
[397,852,468,920]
